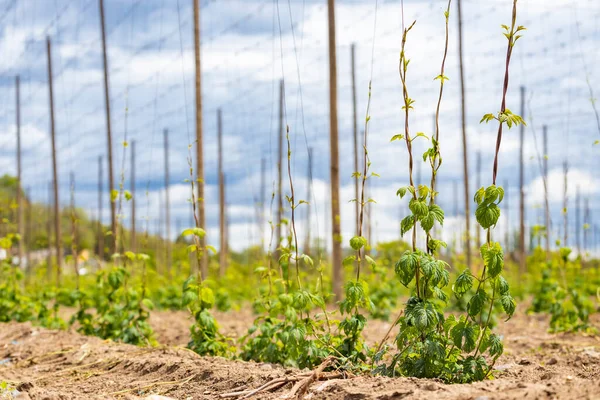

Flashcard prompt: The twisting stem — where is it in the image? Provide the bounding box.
[398,20,419,297]
[356,82,373,282]
[426,0,451,256]
[286,126,302,290]
[492,0,519,185]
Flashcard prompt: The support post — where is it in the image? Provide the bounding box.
[457,0,471,270]
[47,37,62,285]
[193,0,207,279]
[218,110,227,275]
[327,0,342,300]
[351,43,359,235]
[16,75,24,269]
[276,80,284,255]
[163,129,172,273]
[131,140,136,252]
[518,86,526,273]
[543,125,550,256]
[99,0,116,255]
[304,147,313,255]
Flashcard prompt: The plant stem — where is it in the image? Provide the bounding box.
[286,126,302,291]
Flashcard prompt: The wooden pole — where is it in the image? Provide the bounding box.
[351,43,359,236]
[327,0,342,300]
[70,172,80,289]
[47,37,62,285]
[457,0,471,270]
[276,80,284,255]
[218,109,227,276]
[193,0,207,279]
[584,197,590,254]
[25,187,32,275]
[476,151,481,248]
[260,157,266,252]
[504,179,510,253]
[97,156,104,259]
[518,86,526,272]
[563,160,568,246]
[130,140,136,252]
[163,129,172,273]
[576,186,581,255]
[46,182,53,281]
[543,125,550,256]
[16,75,24,268]
[304,147,313,254]
[99,0,116,255]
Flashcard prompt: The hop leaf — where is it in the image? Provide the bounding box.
[350,236,368,251]
[450,318,479,352]
[500,294,516,319]
[480,242,504,278]
[468,289,488,317]
[453,270,473,296]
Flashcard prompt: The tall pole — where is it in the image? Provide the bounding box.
[504,179,510,253]
[351,43,359,235]
[47,37,62,285]
[260,157,266,251]
[16,75,24,268]
[562,160,568,246]
[453,180,458,255]
[218,109,227,276]
[543,125,550,256]
[518,86,526,273]
[304,147,313,254]
[193,0,207,279]
[327,0,342,300]
[276,80,284,255]
[46,182,53,281]
[457,0,471,270]
[584,197,590,254]
[576,186,581,255]
[25,187,32,275]
[163,129,172,273]
[475,151,481,249]
[99,0,116,255]
[97,156,104,259]
[130,140,136,252]
[70,172,80,288]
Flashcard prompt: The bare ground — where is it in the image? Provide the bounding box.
[1,308,599,400]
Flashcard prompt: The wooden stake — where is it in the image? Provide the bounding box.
[327,0,342,300]
[276,80,284,256]
[97,156,104,259]
[46,182,53,281]
[543,125,550,256]
[99,0,116,255]
[457,0,471,270]
[130,140,136,252]
[218,109,227,275]
[193,0,207,279]
[15,75,25,269]
[351,43,359,236]
[304,147,313,255]
[47,37,62,285]
[518,86,526,273]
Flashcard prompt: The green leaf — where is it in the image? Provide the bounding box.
[350,236,368,251]
[480,242,504,278]
[400,215,415,236]
[395,250,419,287]
[397,187,407,199]
[453,270,473,296]
[110,189,119,202]
[468,289,488,317]
[487,333,503,357]
[495,275,509,295]
[406,298,438,330]
[409,198,429,218]
[500,294,516,319]
[365,255,376,268]
[429,204,444,225]
[201,287,215,307]
[475,203,501,229]
[450,318,478,352]
[391,134,405,142]
[343,255,357,267]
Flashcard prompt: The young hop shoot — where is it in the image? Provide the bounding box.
[378,0,524,383]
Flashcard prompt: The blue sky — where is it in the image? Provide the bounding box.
[0,0,598,255]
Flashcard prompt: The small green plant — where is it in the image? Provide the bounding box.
[182,145,231,357]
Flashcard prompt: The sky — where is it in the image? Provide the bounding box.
[0,0,598,256]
